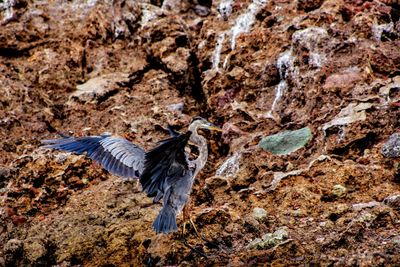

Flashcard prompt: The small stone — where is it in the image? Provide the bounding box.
[392,236,400,245]
[334,203,350,214]
[194,5,210,17]
[319,220,334,229]
[358,212,376,223]
[247,227,289,249]
[291,209,302,217]
[217,0,232,20]
[252,207,268,222]
[382,133,400,158]
[323,71,363,93]
[352,201,380,211]
[24,240,46,263]
[216,153,241,178]
[322,102,372,132]
[332,184,347,198]
[167,102,184,112]
[55,153,69,164]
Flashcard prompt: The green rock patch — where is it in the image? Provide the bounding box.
[259,127,312,155]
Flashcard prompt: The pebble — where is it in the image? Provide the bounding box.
[332,184,347,198]
[252,207,268,221]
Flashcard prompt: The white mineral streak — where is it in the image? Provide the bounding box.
[212,32,226,70]
[265,49,296,118]
[211,0,268,70]
[292,27,329,68]
[230,0,268,50]
[265,27,329,118]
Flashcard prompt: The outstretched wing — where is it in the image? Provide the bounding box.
[140,131,192,200]
[42,135,145,179]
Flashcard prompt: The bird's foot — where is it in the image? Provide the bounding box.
[189,217,220,250]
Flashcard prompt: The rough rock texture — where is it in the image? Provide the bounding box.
[1,0,400,266]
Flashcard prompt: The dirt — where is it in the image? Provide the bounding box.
[1,0,400,266]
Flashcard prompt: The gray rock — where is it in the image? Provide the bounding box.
[216,152,241,178]
[167,102,184,112]
[392,236,400,245]
[382,133,400,158]
[194,5,210,17]
[69,72,129,103]
[383,195,400,209]
[252,207,268,222]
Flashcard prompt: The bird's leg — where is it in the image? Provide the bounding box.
[134,178,141,193]
[188,216,220,250]
[180,220,208,258]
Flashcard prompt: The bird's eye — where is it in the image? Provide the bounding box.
[191,116,204,122]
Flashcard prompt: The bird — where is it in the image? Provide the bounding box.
[41,117,221,234]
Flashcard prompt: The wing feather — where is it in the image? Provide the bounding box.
[140,131,191,199]
[42,135,145,179]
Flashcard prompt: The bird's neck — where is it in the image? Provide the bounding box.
[188,125,208,177]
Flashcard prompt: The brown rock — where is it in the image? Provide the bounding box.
[323,70,363,94]
[205,176,229,190]
[297,0,324,12]
[370,42,400,75]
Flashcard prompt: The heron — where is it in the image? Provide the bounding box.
[41,117,221,234]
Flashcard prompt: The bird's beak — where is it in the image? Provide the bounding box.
[207,123,222,132]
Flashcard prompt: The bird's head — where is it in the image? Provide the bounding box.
[190,116,222,132]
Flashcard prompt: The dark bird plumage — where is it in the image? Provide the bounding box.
[41,118,221,234]
[140,131,193,233]
[140,131,191,199]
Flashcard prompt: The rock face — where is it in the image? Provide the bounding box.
[1,0,400,266]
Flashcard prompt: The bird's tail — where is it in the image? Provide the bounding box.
[153,206,178,234]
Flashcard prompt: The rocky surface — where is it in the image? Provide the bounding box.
[1,0,400,265]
